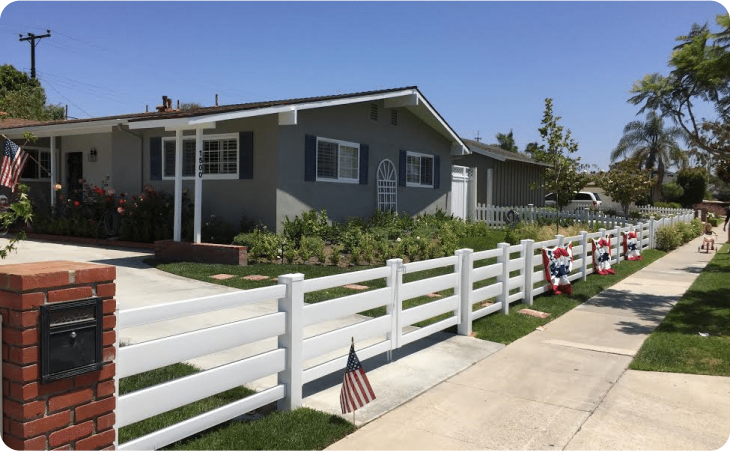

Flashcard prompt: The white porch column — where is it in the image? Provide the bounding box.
[50,136,56,208]
[174,129,183,242]
[194,128,203,243]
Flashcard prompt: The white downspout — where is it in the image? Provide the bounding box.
[50,136,56,208]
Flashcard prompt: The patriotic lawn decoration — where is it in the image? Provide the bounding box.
[591,236,615,275]
[622,230,642,261]
[340,343,376,414]
[542,243,573,295]
[1,140,29,192]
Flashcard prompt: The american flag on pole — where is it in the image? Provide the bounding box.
[340,343,376,414]
[1,140,29,192]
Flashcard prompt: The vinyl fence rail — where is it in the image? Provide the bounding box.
[114,212,694,449]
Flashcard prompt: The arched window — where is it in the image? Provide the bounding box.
[376,159,397,212]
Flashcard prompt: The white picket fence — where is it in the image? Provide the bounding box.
[114,213,694,449]
[475,203,693,229]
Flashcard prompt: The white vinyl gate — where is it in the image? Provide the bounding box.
[451,165,475,219]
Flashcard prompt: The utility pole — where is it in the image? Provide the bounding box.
[19,30,51,79]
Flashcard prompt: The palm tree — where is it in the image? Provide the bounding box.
[611,112,688,202]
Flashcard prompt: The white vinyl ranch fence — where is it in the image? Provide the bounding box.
[114,212,694,449]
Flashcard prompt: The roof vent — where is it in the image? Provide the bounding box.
[391,110,398,126]
[370,103,378,121]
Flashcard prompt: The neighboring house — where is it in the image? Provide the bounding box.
[455,139,549,207]
[0,87,469,236]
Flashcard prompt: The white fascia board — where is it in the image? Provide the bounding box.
[414,92,468,156]
[185,89,419,126]
[1,119,127,138]
[451,143,470,156]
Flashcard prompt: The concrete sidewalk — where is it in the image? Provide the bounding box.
[328,232,730,450]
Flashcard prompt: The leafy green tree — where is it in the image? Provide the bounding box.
[0,64,63,120]
[610,112,687,202]
[180,102,204,110]
[524,141,540,157]
[531,98,588,232]
[676,167,708,207]
[596,158,654,216]
[629,15,730,159]
[661,182,685,203]
[492,130,519,153]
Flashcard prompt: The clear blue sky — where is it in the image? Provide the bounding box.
[1,1,727,169]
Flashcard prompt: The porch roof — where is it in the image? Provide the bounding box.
[462,138,551,167]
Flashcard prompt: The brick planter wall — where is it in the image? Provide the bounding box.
[0,261,117,450]
[154,240,248,266]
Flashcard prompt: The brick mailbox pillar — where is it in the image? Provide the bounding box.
[0,261,116,450]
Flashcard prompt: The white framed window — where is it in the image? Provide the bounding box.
[406,151,433,187]
[162,133,238,180]
[20,148,51,180]
[316,137,359,183]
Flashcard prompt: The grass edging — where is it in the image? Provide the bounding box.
[119,363,356,450]
[630,243,730,376]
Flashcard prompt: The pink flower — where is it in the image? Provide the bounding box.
[117,207,125,214]
[54,183,62,191]
[73,201,80,207]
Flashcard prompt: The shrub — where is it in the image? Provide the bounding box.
[655,226,682,251]
[654,201,682,209]
[283,209,330,246]
[677,167,708,207]
[235,229,282,261]
[299,236,326,263]
[330,244,343,266]
[202,215,238,244]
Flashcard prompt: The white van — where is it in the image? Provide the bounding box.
[545,191,602,211]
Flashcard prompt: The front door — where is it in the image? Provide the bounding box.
[66,152,83,201]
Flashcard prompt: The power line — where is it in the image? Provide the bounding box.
[42,79,93,118]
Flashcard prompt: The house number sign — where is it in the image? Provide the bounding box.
[198,149,203,178]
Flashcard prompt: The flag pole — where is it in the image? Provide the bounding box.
[351,336,355,426]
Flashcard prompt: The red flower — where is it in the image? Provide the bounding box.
[73,201,80,207]
[106,196,113,202]
[119,199,126,205]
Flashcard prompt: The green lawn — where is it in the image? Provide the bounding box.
[119,363,355,449]
[470,249,666,344]
[630,244,730,376]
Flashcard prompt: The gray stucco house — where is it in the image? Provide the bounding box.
[0,87,469,237]
[455,139,549,207]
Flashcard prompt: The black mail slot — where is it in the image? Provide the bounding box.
[40,298,103,383]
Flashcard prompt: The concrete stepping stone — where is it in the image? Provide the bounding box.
[480,301,494,308]
[243,275,270,281]
[518,308,550,319]
[210,274,235,280]
[426,292,442,298]
[343,284,369,290]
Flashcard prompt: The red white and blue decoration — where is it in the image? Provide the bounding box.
[622,230,642,261]
[542,243,573,295]
[591,236,615,275]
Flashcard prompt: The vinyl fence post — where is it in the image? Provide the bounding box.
[277,273,304,411]
[637,222,644,252]
[386,258,403,353]
[649,219,656,250]
[521,239,535,305]
[497,242,511,314]
[456,249,474,336]
[614,225,622,264]
[580,231,589,281]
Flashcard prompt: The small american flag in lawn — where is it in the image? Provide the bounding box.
[340,343,376,414]
[1,140,29,192]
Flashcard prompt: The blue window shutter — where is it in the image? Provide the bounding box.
[434,155,441,189]
[150,137,162,181]
[305,134,317,181]
[399,150,407,187]
[359,144,369,185]
[239,131,254,179]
